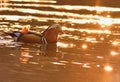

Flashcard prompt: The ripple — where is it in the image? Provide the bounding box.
[51,62,66,66]
[0,1,120,82]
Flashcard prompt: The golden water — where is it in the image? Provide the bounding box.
[0,0,120,82]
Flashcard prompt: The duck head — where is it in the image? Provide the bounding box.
[42,24,63,43]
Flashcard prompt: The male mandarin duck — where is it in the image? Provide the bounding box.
[7,24,63,44]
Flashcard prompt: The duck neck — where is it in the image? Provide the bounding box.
[44,30,59,43]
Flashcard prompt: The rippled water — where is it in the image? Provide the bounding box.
[0,0,120,82]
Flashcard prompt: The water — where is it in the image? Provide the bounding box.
[0,0,120,82]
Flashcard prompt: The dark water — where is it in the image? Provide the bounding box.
[0,0,120,82]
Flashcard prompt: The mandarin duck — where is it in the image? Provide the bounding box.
[7,24,63,44]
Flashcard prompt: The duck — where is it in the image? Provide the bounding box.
[6,24,63,44]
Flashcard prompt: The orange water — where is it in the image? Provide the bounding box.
[0,0,120,82]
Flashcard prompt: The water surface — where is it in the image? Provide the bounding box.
[0,0,120,82]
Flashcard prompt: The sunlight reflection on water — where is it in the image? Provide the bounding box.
[0,0,120,82]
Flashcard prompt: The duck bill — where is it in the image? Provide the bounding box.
[59,30,65,34]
